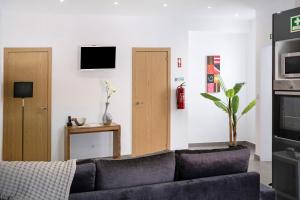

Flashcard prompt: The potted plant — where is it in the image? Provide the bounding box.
[201,76,256,147]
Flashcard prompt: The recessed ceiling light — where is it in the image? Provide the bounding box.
[114,2,119,6]
[60,0,64,2]
[163,3,168,7]
[235,13,239,17]
[207,6,212,9]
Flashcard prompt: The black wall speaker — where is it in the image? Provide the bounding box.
[13,82,33,98]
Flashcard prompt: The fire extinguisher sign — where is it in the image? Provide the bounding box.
[177,58,182,68]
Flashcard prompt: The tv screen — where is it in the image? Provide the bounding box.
[80,46,116,69]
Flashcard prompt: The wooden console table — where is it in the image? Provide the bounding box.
[64,123,121,160]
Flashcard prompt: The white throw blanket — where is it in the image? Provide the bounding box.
[0,160,76,200]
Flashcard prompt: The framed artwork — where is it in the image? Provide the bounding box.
[207,55,220,93]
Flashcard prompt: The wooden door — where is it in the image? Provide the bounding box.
[3,48,52,161]
[132,48,170,156]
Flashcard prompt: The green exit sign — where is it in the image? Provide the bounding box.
[291,15,300,33]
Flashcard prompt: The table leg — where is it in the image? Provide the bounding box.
[113,127,121,159]
[64,127,70,161]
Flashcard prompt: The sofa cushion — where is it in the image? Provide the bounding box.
[175,145,250,180]
[70,162,96,193]
[70,172,260,200]
[95,151,176,190]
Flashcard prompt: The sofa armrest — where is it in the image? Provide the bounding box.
[260,184,275,200]
[69,172,260,200]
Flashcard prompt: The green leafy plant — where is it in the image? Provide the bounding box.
[201,76,256,147]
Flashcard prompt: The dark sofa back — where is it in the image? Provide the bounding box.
[95,152,175,190]
[175,145,250,180]
[70,146,250,194]
[70,162,96,193]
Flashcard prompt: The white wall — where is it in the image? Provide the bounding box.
[185,18,257,145]
[188,30,256,144]
[245,20,257,143]
[0,13,190,160]
[257,45,272,161]
[0,11,256,160]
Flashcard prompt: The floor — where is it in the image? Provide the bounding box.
[249,152,272,186]
[190,143,272,186]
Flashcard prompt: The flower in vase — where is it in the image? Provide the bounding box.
[104,80,117,103]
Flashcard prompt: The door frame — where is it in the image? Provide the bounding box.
[132,48,171,155]
[3,47,52,161]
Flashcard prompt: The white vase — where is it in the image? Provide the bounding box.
[102,102,112,125]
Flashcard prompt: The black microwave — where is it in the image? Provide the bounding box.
[281,52,300,78]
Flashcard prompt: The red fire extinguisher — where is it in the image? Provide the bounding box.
[176,83,185,109]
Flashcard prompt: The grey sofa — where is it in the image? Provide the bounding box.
[69,146,275,200]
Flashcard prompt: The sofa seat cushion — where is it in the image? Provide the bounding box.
[70,162,96,193]
[70,172,260,200]
[175,145,250,180]
[95,151,175,190]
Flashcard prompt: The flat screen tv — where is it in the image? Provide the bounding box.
[80,46,116,69]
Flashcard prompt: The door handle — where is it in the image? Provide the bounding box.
[40,106,48,111]
[135,102,144,105]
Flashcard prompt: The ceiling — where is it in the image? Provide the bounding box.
[0,0,282,20]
